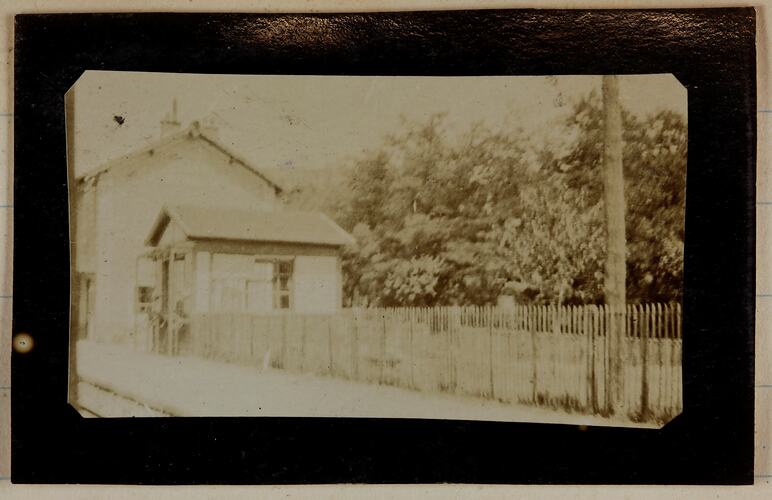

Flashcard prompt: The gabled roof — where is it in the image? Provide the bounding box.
[146,204,356,248]
[77,121,283,194]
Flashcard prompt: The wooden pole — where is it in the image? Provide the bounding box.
[602,75,627,415]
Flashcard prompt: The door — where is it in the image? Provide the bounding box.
[169,251,192,354]
[156,258,170,354]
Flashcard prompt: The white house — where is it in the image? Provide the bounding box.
[72,106,353,347]
[141,204,354,354]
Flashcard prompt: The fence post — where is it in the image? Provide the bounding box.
[204,314,210,358]
[640,304,649,419]
[281,314,287,369]
[664,303,671,414]
[530,306,538,403]
[488,306,495,400]
[655,303,664,416]
[300,316,307,372]
[584,306,592,411]
[409,308,415,390]
[352,308,359,380]
[448,307,455,394]
[591,305,599,412]
[601,305,608,412]
[668,303,676,413]
[504,307,513,403]
[248,315,255,362]
[676,303,682,411]
[555,305,561,398]
[327,315,334,375]
[658,303,668,414]
[380,310,387,384]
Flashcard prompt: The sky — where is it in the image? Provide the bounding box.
[68,71,687,178]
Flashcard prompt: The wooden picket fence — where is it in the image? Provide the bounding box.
[183,304,682,423]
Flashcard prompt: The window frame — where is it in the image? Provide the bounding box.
[272,258,294,311]
[135,285,155,314]
[208,253,295,313]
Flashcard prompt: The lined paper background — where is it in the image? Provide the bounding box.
[0,0,767,497]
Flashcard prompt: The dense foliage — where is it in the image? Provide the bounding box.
[284,91,686,307]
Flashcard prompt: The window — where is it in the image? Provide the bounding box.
[273,260,293,310]
[209,254,293,312]
[171,252,192,316]
[136,256,156,314]
[136,286,155,313]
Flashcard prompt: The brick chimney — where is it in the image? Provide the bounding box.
[160,98,181,137]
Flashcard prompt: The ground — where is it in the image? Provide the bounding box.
[74,340,655,428]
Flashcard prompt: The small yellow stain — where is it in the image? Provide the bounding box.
[13,332,34,354]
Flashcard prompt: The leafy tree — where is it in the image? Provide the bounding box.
[286,94,686,307]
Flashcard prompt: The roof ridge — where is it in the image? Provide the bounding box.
[76,123,283,194]
[195,132,283,193]
[77,124,194,181]
[147,204,355,248]
[169,203,327,217]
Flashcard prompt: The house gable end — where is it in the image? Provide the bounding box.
[195,133,282,195]
[78,123,282,195]
[88,133,281,221]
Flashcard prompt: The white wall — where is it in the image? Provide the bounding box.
[158,219,187,247]
[293,255,340,314]
[194,251,211,314]
[74,181,97,274]
[85,136,278,342]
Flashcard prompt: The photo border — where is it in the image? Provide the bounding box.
[12,9,756,484]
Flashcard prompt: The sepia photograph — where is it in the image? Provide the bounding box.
[67,71,686,428]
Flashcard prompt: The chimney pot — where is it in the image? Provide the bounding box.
[160,98,181,137]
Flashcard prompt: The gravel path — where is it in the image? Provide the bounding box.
[74,340,654,428]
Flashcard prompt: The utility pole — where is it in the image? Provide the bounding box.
[602,75,626,415]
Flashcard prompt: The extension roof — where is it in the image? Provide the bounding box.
[146,204,356,248]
